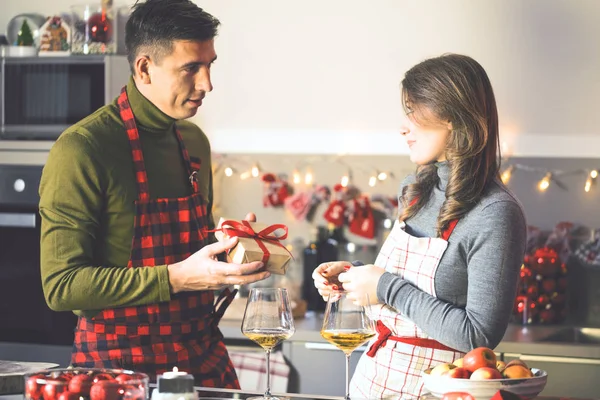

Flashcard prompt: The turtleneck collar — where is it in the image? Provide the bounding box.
[435,161,450,191]
[127,77,176,133]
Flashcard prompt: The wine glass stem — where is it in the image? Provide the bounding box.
[344,353,351,400]
[265,349,272,398]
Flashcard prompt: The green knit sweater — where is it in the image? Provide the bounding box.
[39,77,215,318]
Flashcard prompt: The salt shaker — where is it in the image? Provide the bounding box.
[151,367,198,400]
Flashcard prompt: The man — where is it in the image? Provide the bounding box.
[39,0,270,388]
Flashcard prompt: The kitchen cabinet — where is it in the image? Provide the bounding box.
[503,352,600,399]
[282,341,365,396]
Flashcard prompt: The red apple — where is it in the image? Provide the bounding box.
[42,380,68,400]
[429,362,457,376]
[68,373,94,396]
[505,359,529,369]
[442,367,471,379]
[470,367,503,380]
[442,392,476,400]
[496,389,528,400]
[462,347,497,373]
[503,364,534,379]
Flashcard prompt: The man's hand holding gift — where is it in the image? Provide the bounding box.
[214,217,293,275]
[166,212,270,293]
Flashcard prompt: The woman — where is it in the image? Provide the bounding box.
[313,54,526,399]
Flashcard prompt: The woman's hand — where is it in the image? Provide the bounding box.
[338,264,386,305]
[312,261,352,301]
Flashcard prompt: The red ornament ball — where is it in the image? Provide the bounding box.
[87,13,113,43]
[531,247,560,276]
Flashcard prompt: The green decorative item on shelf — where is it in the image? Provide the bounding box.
[17,19,34,46]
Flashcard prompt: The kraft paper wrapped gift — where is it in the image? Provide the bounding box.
[214,218,292,275]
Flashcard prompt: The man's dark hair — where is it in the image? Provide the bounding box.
[125,0,220,74]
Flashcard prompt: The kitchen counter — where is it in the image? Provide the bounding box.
[0,387,588,400]
[219,312,600,359]
[190,386,591,400]
[496,324,600,359]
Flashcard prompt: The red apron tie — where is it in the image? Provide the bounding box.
[367,320,458,357]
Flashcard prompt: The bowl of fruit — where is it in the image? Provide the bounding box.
[24,368,149,400]
[421,347,547,400]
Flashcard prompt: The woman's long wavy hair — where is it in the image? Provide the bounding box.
[399,54,501,237]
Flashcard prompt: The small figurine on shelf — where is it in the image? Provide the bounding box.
[17,20,35,46]
[71,0,116,54]
[7,19,38,56]
[38,16,71,56]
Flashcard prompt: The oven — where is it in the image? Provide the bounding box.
[0,162,78,346]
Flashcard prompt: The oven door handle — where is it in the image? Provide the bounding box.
[0,212,37,228]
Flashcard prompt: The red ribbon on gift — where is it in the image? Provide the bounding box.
[217,220,292,264]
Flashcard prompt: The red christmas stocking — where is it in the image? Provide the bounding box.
[261,173,291,207]
[323,184,346,227]
[348,196,375,239]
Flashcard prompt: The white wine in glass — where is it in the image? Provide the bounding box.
[321,292,375,400]
[241,288,295,400]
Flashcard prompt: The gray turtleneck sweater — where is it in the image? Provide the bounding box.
[376,162,526,353]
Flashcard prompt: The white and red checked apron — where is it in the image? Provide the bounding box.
[350,218,464,399]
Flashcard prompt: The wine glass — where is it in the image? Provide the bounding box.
[320,292,375,400]
[241,288,296,400]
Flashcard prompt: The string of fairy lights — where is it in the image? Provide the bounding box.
[500,163,599,193]
[214,155,397,188]
[214,154,599,194]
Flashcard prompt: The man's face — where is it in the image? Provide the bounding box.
[144,39,216,120]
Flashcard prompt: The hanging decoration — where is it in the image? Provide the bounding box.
[574,229,600,269]
[261,173,292,208]
[323,184,347,227]
[370,194,399,220]
[284,185,331,222]
[347,195,376,239]
[500,163,598,193]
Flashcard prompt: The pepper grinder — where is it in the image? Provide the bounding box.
[151,367,198,400]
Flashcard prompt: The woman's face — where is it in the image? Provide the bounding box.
[400,104,451,165]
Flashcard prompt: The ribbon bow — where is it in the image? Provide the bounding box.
[367,320,393,357]
[218,220,292,265]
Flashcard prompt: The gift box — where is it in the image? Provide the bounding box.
[214,218,292,275]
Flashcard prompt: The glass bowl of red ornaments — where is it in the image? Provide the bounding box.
[24,368,149,400]
[514,247,569,325]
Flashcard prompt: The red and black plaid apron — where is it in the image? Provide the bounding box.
[71,86,239,389]
[350,217,464,399]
